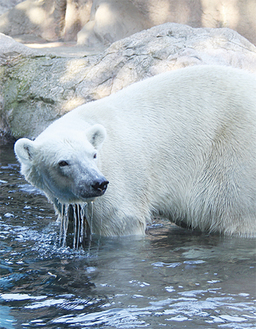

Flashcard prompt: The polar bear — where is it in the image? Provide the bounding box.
[14,65,256,236]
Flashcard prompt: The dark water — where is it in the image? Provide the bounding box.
[0,144,256,329]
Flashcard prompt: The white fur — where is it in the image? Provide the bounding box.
[15,65,256,236]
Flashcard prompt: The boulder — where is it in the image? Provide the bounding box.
[0,0,67,42]
[76,0,150,47]
[1,0,256,47]
[0,0,92,43]
[1,23,256,140]
[76,0,256,47]
[0,0,23,16]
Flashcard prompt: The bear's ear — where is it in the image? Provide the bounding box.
[86,124,106,149]
[14,138,36,164]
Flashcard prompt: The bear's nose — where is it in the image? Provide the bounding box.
[92,180,109,193]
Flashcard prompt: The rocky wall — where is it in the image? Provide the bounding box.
[1,23,256,140]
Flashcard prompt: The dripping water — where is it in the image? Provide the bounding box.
[58,202,94,249]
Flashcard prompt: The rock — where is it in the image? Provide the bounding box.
[2,0,256,48]
[0,0,93,43]
[76,0,256,47]
[1,23,256,140]
[77,0,150,47]
[62,0,93,41]
[0,0,23,16]
[0,0,67,42]
[0,33,40,59]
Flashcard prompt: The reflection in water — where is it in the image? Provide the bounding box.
[0,144,256,328]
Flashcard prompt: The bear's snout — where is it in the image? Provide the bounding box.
[92,180,109,194]
[76,178,109,200]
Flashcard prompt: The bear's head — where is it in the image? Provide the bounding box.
[14,124,109,204]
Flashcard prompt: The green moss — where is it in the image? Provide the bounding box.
[1,55,69,139]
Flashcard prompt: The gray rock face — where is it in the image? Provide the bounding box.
[0,0,23,16]
[77,0,150,47]
[1,23,256,140]
[0,0,67,42]
[2,0,256,48]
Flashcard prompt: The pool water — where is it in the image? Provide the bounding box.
[0,144,256,328]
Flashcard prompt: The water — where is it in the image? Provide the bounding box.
[0,143,256,329]
[58,202,92,249]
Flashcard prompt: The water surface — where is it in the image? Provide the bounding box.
[0,144,255,328]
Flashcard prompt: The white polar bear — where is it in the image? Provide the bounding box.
[14,65,256,236]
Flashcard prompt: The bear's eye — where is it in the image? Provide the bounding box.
[58,160,69,167]
[93,153,97,159]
